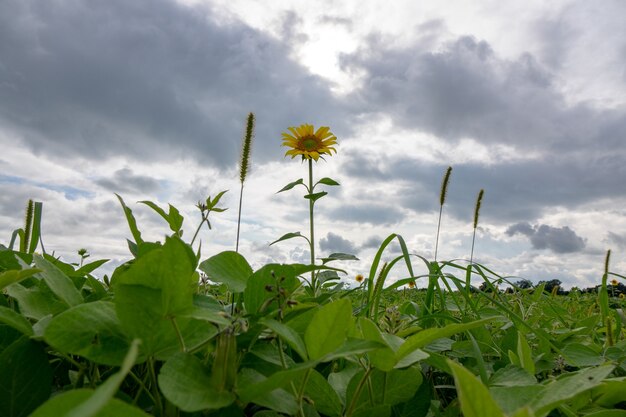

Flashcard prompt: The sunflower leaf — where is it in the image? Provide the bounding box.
[277,179,304,193]
[304,191,327,202]
[316,177,340,187]
[269,232,310,246]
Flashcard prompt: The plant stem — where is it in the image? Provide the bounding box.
[434,204,443,262]
[345,368,373,417]
[170,317,187,352]
[308,158,316,292]
[235,185,244,253]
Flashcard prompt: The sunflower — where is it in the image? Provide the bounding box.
[355,274,364,283]
[408,281,416,288]
[611,279,619,286]
[282,124,337,161]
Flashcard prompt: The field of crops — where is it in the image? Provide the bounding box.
[1,121,625,417]
[1,195,625,417]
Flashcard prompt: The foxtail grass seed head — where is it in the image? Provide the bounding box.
[239,112,255,184]
[23,199,34,251]
[473,189,484,229]
[439,166,452,207]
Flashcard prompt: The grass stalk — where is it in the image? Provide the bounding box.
[236,112,255,253]
[434,166,452,262]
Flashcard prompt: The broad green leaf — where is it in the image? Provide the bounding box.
[353,405,391,417]
[509,408,537,417]
[0,336,52,417]
[561,343,603,367]
[530,365,614,417]
[594,378,626,407]
[301,370,342,417]
[112,236,196,316]
[237,368,299,415]
[305,298,352,360]
[346,367,423,413]
[0,306,33,336]
[34,255,83,307]
[159,352,235,411]
[199,250,253,293]
[304,191,327,202]
[320,253,359,264]
[0,268,40,291]
[328,366,360,406]
[448,359,505,417]
[114,284,217,359]
[490,386,542,415]
[517,332,535,375]
[277,178,304,193]
[316,177,340,186]
[243,264,301,315]
[30,390,149,417]
[488,365,537,387]
[321,338,387,362]
[115,194,144,246]
[44,301,131,366]
[582,411,626,417]
[269,231,309,246]
[397,317,496,361]
[5,283,67,320]
[260,318,308,360]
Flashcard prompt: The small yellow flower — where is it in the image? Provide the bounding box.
[355,274,364,283]
[611,279,619,286]
[620,293,625,299]
[408,281,416,288]
[282,124,337,161]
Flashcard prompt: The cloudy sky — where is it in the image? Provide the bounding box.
[1,0,625,289]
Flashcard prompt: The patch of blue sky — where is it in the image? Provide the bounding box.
[0,174,94,200]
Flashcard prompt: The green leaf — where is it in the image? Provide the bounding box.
[75,259,109,276]
[0,306,33,336]
[316,177,340,186]
[0,268,41,291]
[304,191,327,202]
[139,201,184,234]
[448,359,505,417]
[488,365,537,387]
[114,285,216,359]
[490,386,543,415]
[397,317,497,362]
[320,253,359,264]
[33,255,83,307]
[5,282,68,320]
[112,236,196,316]
[243,264,301,315]
[269,232,309,246]
[237,368,299,415]
[301,369,342,417]
[277,178,304,193]
[159,352,236,412]
[517,331,535,375]
[44,301,131,366]
[260,318,308,360]
[0,336,53,417]
[206,190,229,210]
[305,298,352,360]
[199,251,253,293]
[30,390,149,417]
[346,368,423,412]
[320,338,387,362]
[561,343,603,367]
[115,194,144,246]
[529,365,614,417]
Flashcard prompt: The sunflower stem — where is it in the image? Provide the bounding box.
[308,158,316,292]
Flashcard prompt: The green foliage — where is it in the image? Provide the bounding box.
[2,175,625,417]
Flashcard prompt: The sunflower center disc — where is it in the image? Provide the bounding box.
[301,136,319,151]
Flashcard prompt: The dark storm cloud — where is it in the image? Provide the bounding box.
[95,168,161,194]
[506,222,585,253]
[319,232,358,254]
[0,0,346,168]
[341,34,626,155]
[337,31,626,225]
